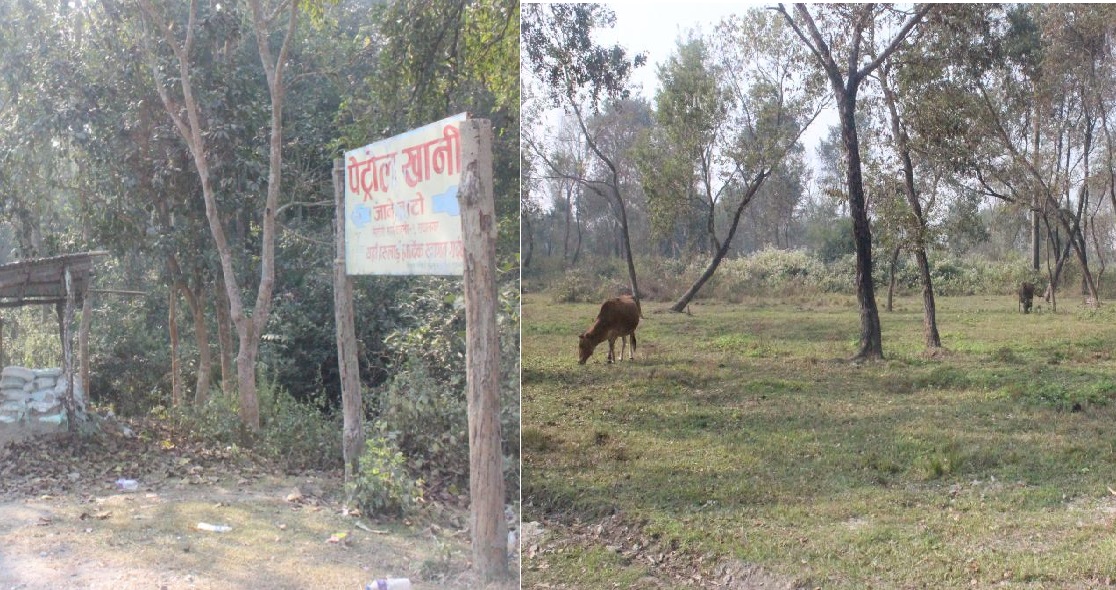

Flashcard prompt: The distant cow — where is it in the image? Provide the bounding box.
[578,295,640,365]
[1018,282,1035,313]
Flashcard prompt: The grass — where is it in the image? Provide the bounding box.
[523,293,1116,588]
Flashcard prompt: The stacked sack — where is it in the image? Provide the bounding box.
[0,366,84,426]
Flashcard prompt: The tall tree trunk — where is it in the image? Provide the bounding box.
[570,101,642,313]
[913,249,941,348]
[614,185,641,312]
[837,92,883,359]
[181,280,211,405]
[562,183,572,262]
[214,273,235,395]
[1031,94,1041,270]
[779,3,930,361]
[140,0,298,430]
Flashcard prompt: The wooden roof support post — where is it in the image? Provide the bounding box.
[80,292,92,411]
[61,266,77,433]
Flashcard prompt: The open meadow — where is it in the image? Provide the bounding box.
[523,292,1116,588]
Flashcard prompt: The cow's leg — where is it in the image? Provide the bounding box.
[628,333,636,360]
[607,337,616,363]
[618,335,627,362]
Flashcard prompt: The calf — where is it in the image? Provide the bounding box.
[1018,281,1035,313]
[578,295,640,365]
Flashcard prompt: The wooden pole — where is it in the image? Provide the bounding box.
[459,119,508,580]
[79,292,91,410]
[61,267,76,432]
[333,157,364,479]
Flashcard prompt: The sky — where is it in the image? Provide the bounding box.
[587,1,839,173]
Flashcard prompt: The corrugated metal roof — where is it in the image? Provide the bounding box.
[0,251,109,308]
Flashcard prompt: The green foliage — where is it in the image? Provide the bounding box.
[375,360,468,483]
[347,436,424,518]
[256,376,342,472]
[0,307,65,369]
[170,376,342,472]
[521,4,647,111]
[371,275,520,497]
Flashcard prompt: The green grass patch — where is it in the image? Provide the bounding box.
[523,294,1116,588]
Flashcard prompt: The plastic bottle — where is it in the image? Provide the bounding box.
[365,578,412,590]
[196,522,233,533]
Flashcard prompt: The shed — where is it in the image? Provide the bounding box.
[0,251,108,432]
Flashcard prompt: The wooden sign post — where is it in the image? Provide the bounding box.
[333,158,364,479]
[334,116,508,579]
[458,119,508,579]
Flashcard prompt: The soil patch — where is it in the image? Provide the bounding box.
[0,417,517,589]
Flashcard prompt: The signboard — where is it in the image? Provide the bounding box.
[344,113,468,275]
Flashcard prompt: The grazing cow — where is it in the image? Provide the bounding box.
[1018,281,1035,313]
[578,295,640,365]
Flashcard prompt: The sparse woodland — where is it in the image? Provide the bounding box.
[523,4,1116,351]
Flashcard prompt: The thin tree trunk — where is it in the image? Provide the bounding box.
[140,0,298,431]
[214,273,235,395]
[1031,93,1041,270]
[670,172,768,312]
[169,284,181,408]
[879,64,940,348]
[562,182,572,262]
[886,245,900,313]
[913,249,941,348]
[181,280,211,405]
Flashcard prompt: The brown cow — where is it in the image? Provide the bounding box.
[1018,281,1035,313]
[578,295,640,365]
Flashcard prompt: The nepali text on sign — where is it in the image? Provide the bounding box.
[344,113,467,275]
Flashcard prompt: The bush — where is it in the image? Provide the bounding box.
[256,376,342,472]
[374,360,469,483]
[347,436,424,518]
[169,375,342,472]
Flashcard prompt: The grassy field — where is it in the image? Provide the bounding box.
[523,292,1116,589]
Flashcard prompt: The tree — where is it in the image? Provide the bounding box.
[916,5,1112,306]
[637,34,730,258]
[666,10,825,312]
[876,55,941,348]
[137,0,299,430]
[523,3,647,309]
[776,3,932,360]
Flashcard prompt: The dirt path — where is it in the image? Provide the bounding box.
[0,421,518,589]
[0,474,491,590]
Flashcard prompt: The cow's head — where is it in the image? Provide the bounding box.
[578,333,594,364]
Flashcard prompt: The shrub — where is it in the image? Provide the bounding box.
[347,436,424,518]
[169,375,342,472]
[256,376,342,472]
[374,360,469,483]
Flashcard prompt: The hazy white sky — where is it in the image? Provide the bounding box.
[587,1,839,168]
